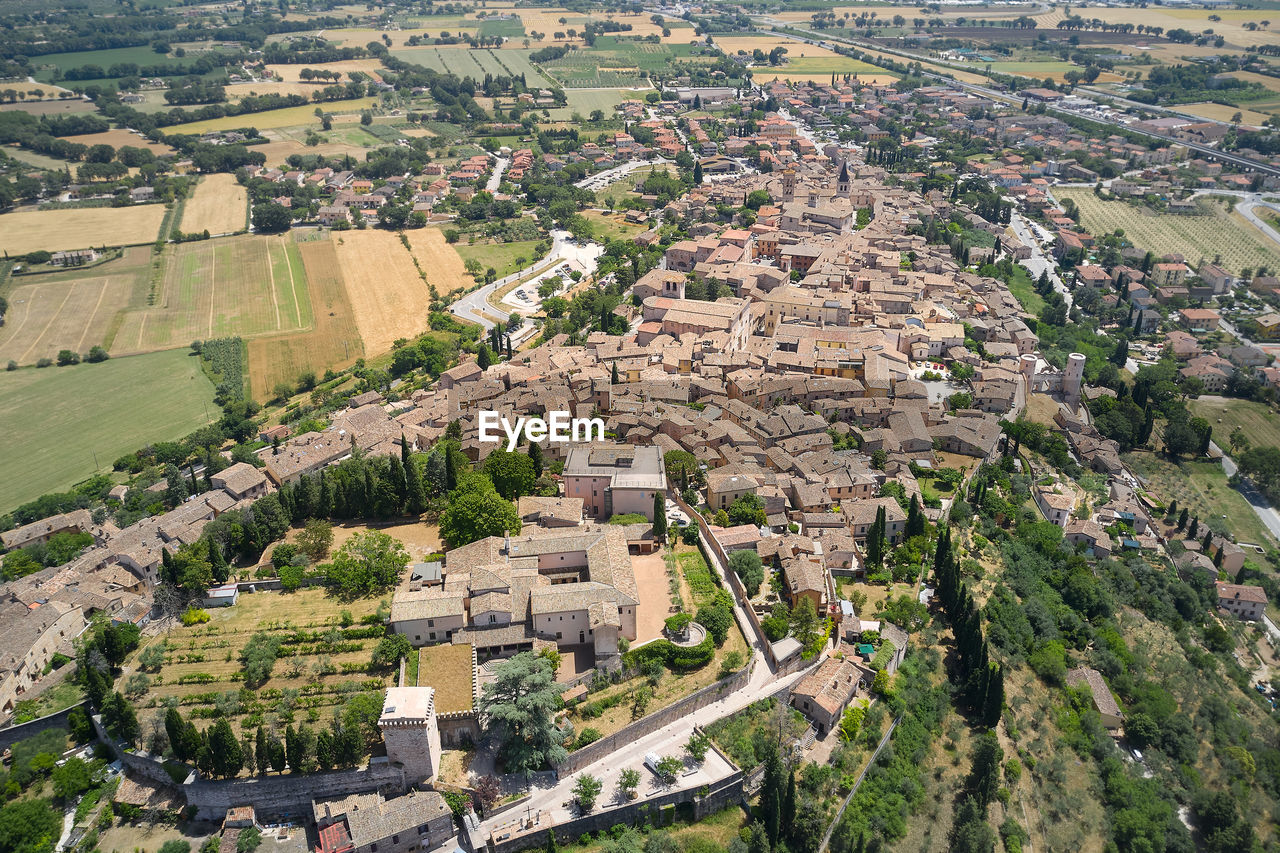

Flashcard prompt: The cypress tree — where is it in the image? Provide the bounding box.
[256,726,269,775]
[208,537,228,584]
[652,492,667,541]
[782,768,797,834]
[1202,529,1213,551]
[528,440,543,478]
[983,663,1005,728]
[611,362,619,384]
[1188,516,1199,539]
[1177,507,1188,531]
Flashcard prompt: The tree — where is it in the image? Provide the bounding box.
[298,518,334,562]
[866,505,886,569]
[966,731,1003,807]
[571,774,602,812]
[686,731,711,763]
[527,441,543,478]
[478,652,566,774]
[693,161,703,184]
[52,757,95,801]
[654,755,685,787]
[372,633,412,670]
[103,691,140,745]
[652,491,667,541]
[252,202,293,233]
[440,478,521,547]
[729,549,764,596]
[760,742,784,843]
[618,767,641,800]
[324,530,410,596]
[905,494,925,539]
[208,718,243,778]
[483,450,536,501]
[0,799,62,853]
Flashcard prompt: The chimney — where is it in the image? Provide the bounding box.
[504,530,511,555]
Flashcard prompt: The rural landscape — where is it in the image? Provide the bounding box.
[6,2,1280,853]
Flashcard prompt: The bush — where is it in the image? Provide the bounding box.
[695,590,734,646]
[623,633,714,672]
[664,613,693,634]
[180,607,210,626]
[573,727,602,749]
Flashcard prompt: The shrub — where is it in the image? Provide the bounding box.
[180,608,210,626]
[664,613,693,634]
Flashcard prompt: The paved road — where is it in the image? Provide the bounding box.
[450,230,573,329]
[476,654,813,842]
[1009,210,1072,311]
[486,155,510,193]
[575,158,672,192]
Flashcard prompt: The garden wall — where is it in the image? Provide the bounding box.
[0,700,88,751]
[486,770,745,853]
[553,664,750,777]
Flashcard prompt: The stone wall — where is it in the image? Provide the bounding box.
[554,665,750,777]
[0,700,88,752]
[89,711,410,822]
[184,762,406,822]
[487,771,744,853]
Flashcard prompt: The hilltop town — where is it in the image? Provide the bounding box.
[5,3,1280,853]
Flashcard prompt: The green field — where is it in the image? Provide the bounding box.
[0,350,216,512]
[478,16,526,39]
[1189,397,1280,455]
[454,239,542,278]
[33,45,218,77]
[548,88,635,120]
[1055,188,1280,277]
[1123,450,1277,548]
[165,97,379,134]
[1005,264,1045,315]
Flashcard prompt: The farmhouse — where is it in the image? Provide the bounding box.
[790,656,871,735]
[1216,581,1267,621]
[1065,666,1123,731]
[1,508,96,551]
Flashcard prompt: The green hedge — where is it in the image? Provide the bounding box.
[623,633,714,672]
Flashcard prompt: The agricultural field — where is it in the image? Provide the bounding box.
[1054,187,1280,276]
[0,247,149,366]
[1123,450,1277,548]
[389,46,553,89]
[550,88,636,119]
[31,45,190,77]
[1176,102,1276,127]
[246,237,364,400]
[454,238,541,278]
[331,230,434,356]
[164,97,378,134]
[0,349,215,512]
[0,204,168,255]
[0,80,74,100]
[265,59,386,83]
[180,174,249,236]
[984,60,1121,84]
[1189,397,1280,456]
[56,129,174,154]
[0,98,97,116]
[111,236,311,356]
[125,586,395,755]
[404,226,470,299]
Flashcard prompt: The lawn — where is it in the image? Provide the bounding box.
[0,350,216,512]
[1004,264,1044,315]
[677,547,718,605]
[416,644,474,713]
[1122,450,1277,548]
[454,239,542,278]
[1189,397,1280,454]
[1053,188,1280,277]
[583,210,645,242]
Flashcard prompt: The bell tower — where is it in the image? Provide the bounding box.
[782,166,796,203]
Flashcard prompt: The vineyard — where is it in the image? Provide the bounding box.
[1054,188,1280,276]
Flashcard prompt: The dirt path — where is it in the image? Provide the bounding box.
[631,551,674,642]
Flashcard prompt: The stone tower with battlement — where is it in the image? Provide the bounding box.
[378,686,442,785]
